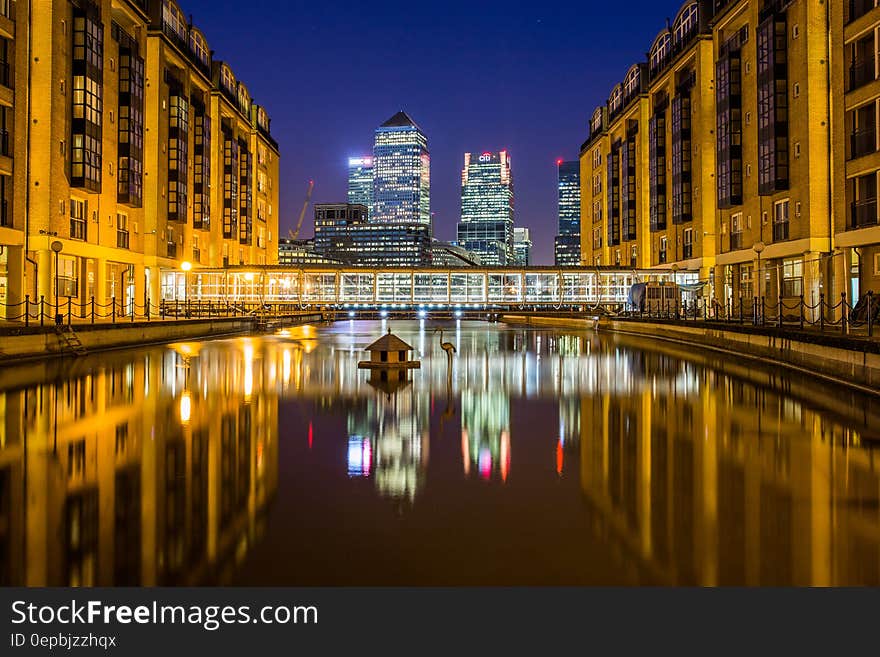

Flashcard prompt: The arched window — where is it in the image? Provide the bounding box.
[624,65,641,98]
[161,0,187,42]
[609,85,623,113]
[672,2,699,45]
[220,64,235,94]
[650,32,671,72]
[189,29,209,66]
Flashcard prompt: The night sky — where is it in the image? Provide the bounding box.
[183,1,671,263]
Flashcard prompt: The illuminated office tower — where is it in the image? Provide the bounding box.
[457,151,515,265]
[372,112,430,226]
[347,157,374,216]
[554,160,581,266]
[513,227,532,266]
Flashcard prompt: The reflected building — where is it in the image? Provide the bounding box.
[0,341,278,586]
[460,390,511,482]
[578,346,880,585]
[346,382,430,503]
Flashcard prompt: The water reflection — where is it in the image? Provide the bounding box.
[0,320,878,585]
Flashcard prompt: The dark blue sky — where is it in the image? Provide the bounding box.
[184,0,672,263]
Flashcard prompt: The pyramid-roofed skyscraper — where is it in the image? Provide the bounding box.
[372,111,431,227]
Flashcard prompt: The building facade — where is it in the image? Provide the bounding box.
[278,238,341,266]
[347,156,373,216]
[457,151,515,266]
[313,203,431,267]
[0,0,280,320]
[513,227,532,266]
[554,160,581,266]
[372,111,430,227]
[578,0,880,311]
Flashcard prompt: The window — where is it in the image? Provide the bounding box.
[239,141,252,245]
[716,36,743,208]
[592,148,602,169]
[220,65,235,95]
[757,15,789,195]
[659,236,668,264]
[222,129,239,239]
[609,85,623,115]
[621,130,637,241]
[672,3,699,45]
[116,213,129,249]
[192,234,201,263]
[649,109,667,231]
[781,258,803,297]
[671,90,693,223]
[740,264,754,298]
[167,90,188,221]
[606,142,620,246]
[730,212,743,250]
[773,199,790,241]
[650,32,671,74]
[70,198,87,241]
[193,102,211,230]
[624,66,641,101]
[630,245,638,267]
[57,256,78,298]
[115,24,144,207]
[592,226,602,250]
[71,7,104,192]
[683,227,693,259]
[189,30,209,67]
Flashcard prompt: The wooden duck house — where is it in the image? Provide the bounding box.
[358,330,421,370]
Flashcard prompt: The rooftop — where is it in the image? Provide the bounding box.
[379,111,420,129]
[364,330,414,353]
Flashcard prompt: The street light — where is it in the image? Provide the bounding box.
[180,261,192,316]
[753,241,765,298]
[50,241,63,325]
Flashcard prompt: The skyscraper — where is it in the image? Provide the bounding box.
[347,157,374,215]
[513,227,532,267]
[554,160,581,266]
[457,151,514,266]
[372,112,430,226]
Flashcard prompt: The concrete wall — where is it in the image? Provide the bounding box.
[0,318,254,362]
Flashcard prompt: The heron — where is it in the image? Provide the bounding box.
[434,328,456,373]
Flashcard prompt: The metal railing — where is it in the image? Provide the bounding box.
[628,291,878,338]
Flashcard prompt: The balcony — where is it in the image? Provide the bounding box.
[851,126,878,159]
[773,220,790,242]
[849,60,876,92]
[730,232,743,251]
[851,198,879,228]
[849,0,879,23]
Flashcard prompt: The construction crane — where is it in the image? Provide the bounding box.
[288,179,315,240]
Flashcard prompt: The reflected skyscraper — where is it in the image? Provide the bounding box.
[372,112,431,226]
[457,151,515,265]
[460,390,511,482]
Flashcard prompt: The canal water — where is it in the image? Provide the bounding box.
[1,320,878,586]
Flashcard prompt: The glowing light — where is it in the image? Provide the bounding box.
[347,436,372,477]
[380,310,388,318]
[556,438,563,475]
[243,342,254,399]
[454,310,463,319]
[501,430,510,482]
[556,158,564,166]
[462,429,470,476]
[180,261,192,272]
[308,422,313,449]
[479,448,492,480]
[348,311,355,318]
[417,309,427,319]
[244,272,255,282]
[179,391,192,424]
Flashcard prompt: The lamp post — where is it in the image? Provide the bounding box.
[50,241,63,324]
[753,241,765,297]
[181,261,192,317]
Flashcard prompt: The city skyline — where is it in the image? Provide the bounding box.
[175,0,669,265]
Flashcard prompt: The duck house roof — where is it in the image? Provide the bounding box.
[364,331,414,353]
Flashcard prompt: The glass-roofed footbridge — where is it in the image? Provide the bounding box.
[159,266,700,314]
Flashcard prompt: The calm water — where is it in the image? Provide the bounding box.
[1,320,879,586]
